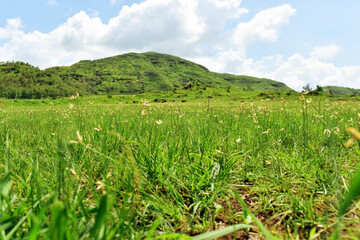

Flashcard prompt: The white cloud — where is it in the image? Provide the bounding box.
[190,4,296,75]
[190,49,247,74]
[0,12,111,67]
[0,18,23,39]
[233,4,296,47]
[1,0,249,68]
[87,9,99,18]
[197,47,360,92]
[311,44,341,60]
[3,1,359,92]
[266,54,360,91]
[47,0,58,6]
[105,0,206,51]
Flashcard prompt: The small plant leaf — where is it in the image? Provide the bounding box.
[192,223,253,240]
[1,180,12,197]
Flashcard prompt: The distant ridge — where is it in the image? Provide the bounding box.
[322,85,360,95]
[0,52,293,99]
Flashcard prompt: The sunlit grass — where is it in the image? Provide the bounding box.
[0,93,360,239]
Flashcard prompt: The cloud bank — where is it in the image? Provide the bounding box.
[0,0,359,91]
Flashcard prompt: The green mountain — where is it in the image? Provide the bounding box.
[215,73,290,91]
[322,85,360,95]
[0,52,292,99]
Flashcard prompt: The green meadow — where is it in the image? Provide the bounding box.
[1,90,360,239]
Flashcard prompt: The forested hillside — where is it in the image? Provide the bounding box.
[0,52,292,99]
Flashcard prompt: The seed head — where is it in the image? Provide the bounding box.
[347,127,360,139]
[76,131,83,143]
[323,129,331,136]
[344,127,360,147]
[141,99,150,107]
[262,129,271,134]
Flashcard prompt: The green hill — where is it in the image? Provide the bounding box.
[322,86,360,95]
[216,73,290,91]
[0,52,293,99]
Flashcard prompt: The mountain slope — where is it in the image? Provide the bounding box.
[322,86,360,95]
[216,73,290,91]
[0,61,84,98]
[47,52,229,95]
[0,52,293,99]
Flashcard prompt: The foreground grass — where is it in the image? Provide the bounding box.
[0,93,360,239]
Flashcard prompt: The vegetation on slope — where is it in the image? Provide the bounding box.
[322,85,360,96]
[0,61,90,99]
[0,52,293,99]
[215,73,290,91]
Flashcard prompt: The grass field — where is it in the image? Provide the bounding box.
[1,91,360,239]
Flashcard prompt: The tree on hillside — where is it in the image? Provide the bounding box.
[302,83,312,92]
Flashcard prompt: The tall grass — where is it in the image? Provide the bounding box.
[0,94,359,239]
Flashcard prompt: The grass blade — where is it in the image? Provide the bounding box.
[338,167,360,217]
[49,201,68,240]
[330,166,360,239]
[233,190,279,240]
[5,133,10,173]
[192,223,253,240]
[5,212,30,240]
[90,194,109,238]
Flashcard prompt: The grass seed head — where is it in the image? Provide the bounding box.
[344,127,360,147]
[96,181,105,190]
[323,129,331,137]
[263,129,271,134]
[76,131,83,143]
[141,99,150,107]
[346,127,360,139]
[94,125,102,132]
[344,138,356,148]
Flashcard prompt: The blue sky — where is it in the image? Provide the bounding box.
[0,0,359,90]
